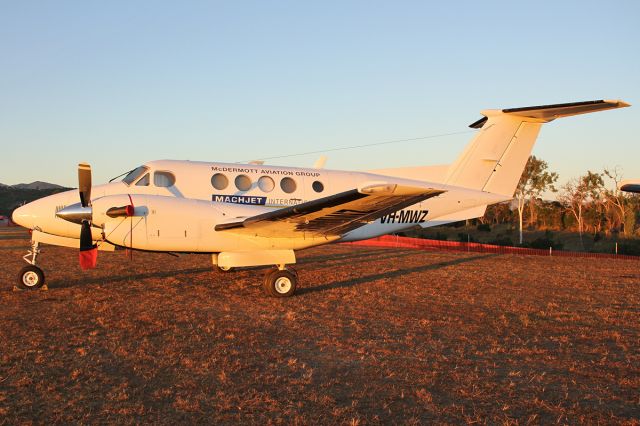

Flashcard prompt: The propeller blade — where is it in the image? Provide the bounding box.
[78,163,92,207]
[79,220,98,270]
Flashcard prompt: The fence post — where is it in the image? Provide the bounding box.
[615,242,618,255]
[549,246,552,257]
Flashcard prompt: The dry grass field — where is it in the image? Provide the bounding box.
[1,228,639,424]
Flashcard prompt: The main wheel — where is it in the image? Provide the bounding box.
[217,265,233,273]
[263,269,297,297]
[17,265,45,290]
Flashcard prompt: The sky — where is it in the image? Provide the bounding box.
[1,1,638,192]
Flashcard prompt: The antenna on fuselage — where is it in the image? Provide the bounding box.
[313,156,327,169]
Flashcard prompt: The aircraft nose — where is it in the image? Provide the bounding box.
[12,202,37,229]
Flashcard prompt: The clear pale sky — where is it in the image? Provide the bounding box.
[1,1,638,189]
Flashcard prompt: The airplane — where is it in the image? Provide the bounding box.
[619,180,640,193]
[12,99,630,296]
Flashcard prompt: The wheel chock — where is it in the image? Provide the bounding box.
[12,284,48,292]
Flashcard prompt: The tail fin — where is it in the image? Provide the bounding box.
[445,100,630,197]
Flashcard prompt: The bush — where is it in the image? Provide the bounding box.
[523,230,563,250]
[477,223,491,232]
[617,239,640,256]
[458,233,476,243]
[432,232,448,241]
[489,236,514,246]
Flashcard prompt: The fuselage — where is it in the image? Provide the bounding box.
[12,159,504,252]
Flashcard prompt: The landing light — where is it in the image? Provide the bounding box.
[359,183,397,194]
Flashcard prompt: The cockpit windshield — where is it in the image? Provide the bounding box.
[122,166,149,186]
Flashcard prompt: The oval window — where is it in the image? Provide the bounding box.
[235,174,252,191]
[280,177,297,193]
[312,181,324,193]
[211,173,228,190]
[154,171,176,187]
[258,176,275,192]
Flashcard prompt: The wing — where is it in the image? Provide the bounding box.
[215,183,445,238]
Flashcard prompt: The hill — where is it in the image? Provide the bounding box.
[0,184,72,217]
[10,181,65,190]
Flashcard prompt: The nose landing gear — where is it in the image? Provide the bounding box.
[17,241,46,290]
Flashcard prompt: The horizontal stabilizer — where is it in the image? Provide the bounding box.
[469,99,630,128]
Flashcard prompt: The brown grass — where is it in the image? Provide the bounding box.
[0,229,639,424]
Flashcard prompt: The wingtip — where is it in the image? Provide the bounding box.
[605,99,631,108]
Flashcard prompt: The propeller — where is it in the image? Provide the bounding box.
[78,163,92,208]
[56,163,136,269]
[77,163,98,270]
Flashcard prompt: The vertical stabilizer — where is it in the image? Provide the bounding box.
[445,100,630,197]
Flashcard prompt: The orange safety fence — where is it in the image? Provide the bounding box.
[344,234,640,260]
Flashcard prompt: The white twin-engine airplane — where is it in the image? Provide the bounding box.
[12,100,629,296]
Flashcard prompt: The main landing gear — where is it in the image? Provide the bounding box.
[17,241,46,290]
[262,265,298,297]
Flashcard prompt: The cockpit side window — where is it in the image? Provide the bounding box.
[154,171,176,187]
[122,166,148,186]
[135,173,150,186]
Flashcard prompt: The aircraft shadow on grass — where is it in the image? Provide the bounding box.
[298,253,499,295]
[46,250,497,292]
[45,248,406,289]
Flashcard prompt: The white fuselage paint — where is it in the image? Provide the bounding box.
[13,160,506,252]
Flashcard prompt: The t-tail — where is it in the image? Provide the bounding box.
[445,99,630,197]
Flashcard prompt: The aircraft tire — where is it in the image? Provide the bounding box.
[217,266,233,273]
[17,265,45,290]
[263,269,297,297]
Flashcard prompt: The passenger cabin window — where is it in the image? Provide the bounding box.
[122,166,148,185]
[154,171,176,187]
[258,176,275,192]
[211,173,228,190]
[280,177,297,193]
[136,173,150,186]
[312,181,324,193]
[235,175,252,191]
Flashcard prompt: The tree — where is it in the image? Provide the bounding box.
[603,167,635,236]
[484,202,514,225]
[558,171,604,249]
[514,156,559,244]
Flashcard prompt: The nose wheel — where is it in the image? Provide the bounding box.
[18,265,45,290]
[263,267,298,297]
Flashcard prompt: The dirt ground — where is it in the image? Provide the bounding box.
[1,228,639,424]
